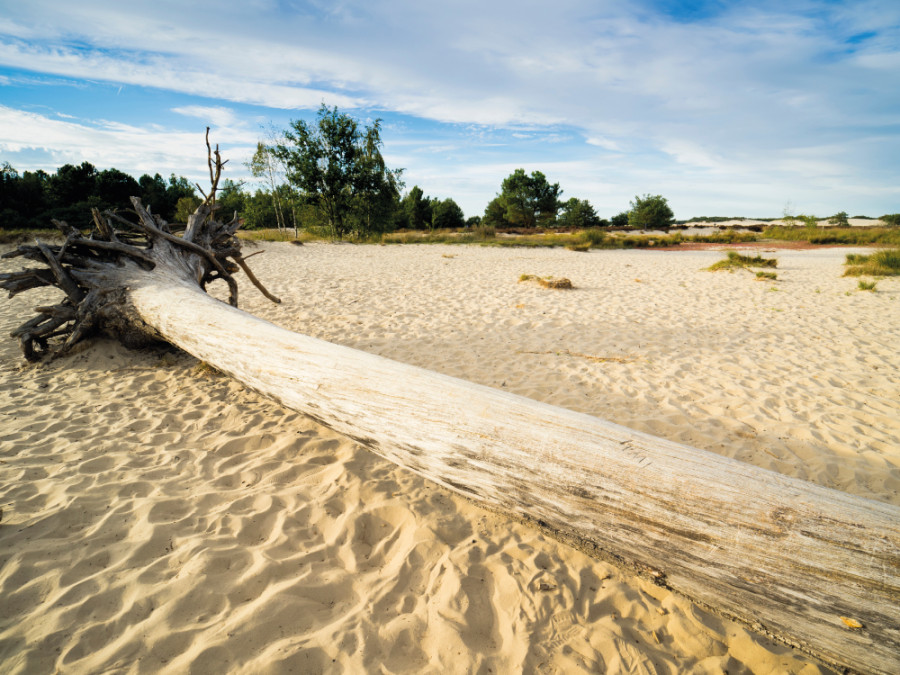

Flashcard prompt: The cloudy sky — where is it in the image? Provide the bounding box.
[0,0,897,218]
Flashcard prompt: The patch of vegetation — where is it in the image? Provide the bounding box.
[843,248,900,277]
[763,226,900,246]
[519,274,574,289]
[565,243,591,252]
[857,279,877,291]
[192,361,222,377]
[755,271,777,281]
[707,251,778,271]
[237,228,318,243]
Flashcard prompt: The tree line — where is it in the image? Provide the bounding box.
[26,103,884,236]
[0,161,197,230]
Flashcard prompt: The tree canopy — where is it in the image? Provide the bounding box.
[0,161,195,230]
[274,105,403,240]
[627,194,675,230]
[492,169,562,228]
[558,198,607,229]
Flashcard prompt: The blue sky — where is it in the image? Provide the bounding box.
[0,0,898,219]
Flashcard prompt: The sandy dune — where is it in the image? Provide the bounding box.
[2,242,897,673]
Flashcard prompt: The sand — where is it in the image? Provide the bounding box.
[2,241,898,674]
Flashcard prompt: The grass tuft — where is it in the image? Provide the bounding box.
[843,248,900,277]
[755,271,777,281]
[707,251,778,271]
[519,274,574,289]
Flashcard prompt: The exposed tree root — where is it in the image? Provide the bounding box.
[0,129,280,361]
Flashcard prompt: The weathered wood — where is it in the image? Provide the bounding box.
[116,263,900,675]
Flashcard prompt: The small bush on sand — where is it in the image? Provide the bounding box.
[566,243,591,252]
[707,251,778,271]
[843,248,900,277]
[581,228,607,246]
[857,279,877,291]
[474,224,496,240]
[755,271,777,281]
[519,274,574,289]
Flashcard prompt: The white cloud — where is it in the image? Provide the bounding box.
[172,105,244,130]
[0,1,897,216]
[0,105,257,187]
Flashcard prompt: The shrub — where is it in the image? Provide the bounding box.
[755,271,777,281]
[843,248,900,276]
[519,274,574,289]
[474,224,496,240]
[707,251,778,271]
[581,228,607,246]
[857,279,877,291]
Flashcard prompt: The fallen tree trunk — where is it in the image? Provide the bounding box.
[2,153,897,675]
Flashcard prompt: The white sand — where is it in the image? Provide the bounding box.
[3,242,897,673]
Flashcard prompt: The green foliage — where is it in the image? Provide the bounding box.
[580,228,608,246]
[0,161,195,230]
[881,214,900,226]
[483,196,511,229]
[763,226,900,245]
[247,142,298,233]
[857,279,877,291]
[798,214,818,228]
[610,211,630,228]
[174,195,202,223]
[474,224,496,240]
[432,198,465,230]
[843,248,900,277]
[627,194,675,230]
[755,271,777,281]
[828,211,849,227]
[401,186,433,229]
[707,251,778,271]
[491,169,561,228]
[275,105,403,240]
[558,198,606,229]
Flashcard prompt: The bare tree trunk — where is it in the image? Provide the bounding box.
[2,146,897,675]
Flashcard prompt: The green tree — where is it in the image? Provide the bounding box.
[432,198,465,229]
[276,105,358,239]
[610,211,629,228]
[828,211,849,227]
[483,196,511,228]
[217,179,246,222]
[96,168,140,208]
[48,162,98,208]
[627,194,675,230]
[497,169,561,228]
[401,186,433,230]
[248,142,289,232]
[174,195,202,223]
[881,213,900,226]
[558,198,606,229]
[353,119,404,238]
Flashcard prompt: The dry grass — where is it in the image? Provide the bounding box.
[519,274,574,289]
[707,251,778,272]
[843,249,900,277]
